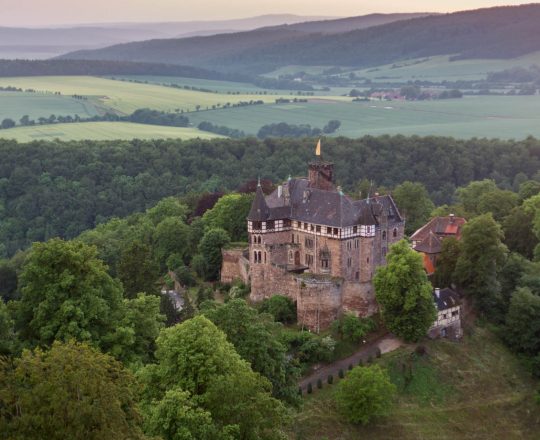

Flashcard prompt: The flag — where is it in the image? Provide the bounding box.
[315,139,321,156]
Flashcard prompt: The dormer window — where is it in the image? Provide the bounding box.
[253,221,262,230]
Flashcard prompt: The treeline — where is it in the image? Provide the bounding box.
[0,108,190,131]
[1,135,540,257]
[257,120,341,139]
[198,121,245,138]
[487,65,540,84]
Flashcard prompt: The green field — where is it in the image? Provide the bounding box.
[265,52,540,83]
[291,327,540,440]
[0,91,100,121]
[188,95,540,139]
[0,121,223,142]
[0,76,343,116]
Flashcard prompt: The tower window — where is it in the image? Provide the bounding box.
[266,220,275,230]
[382,230,387,240]
[393,228,398,238]
[327,227,332,234]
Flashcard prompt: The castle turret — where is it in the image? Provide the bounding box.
[308,161,334,191]
[248,182,269,221]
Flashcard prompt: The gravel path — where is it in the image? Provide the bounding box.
[298,334,404,391]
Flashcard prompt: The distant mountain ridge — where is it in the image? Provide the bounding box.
[58,4,540,74]
[0,14,336,59]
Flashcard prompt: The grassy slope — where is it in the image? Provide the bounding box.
[188,96,540,139]
[292,327,540,440]
[0,121,223,142]
[0,76,340,115]
[0,92,100,121]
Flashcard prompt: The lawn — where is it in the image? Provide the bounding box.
[188,95,540,139]
[0,76,342,116]
[291,327,540,440]
[0,91,100,121]
[0,121,224,142]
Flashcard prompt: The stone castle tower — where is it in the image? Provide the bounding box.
[221,154,404,332]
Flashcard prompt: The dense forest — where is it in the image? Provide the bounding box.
[59,4,540,74]
[1,135,540,257]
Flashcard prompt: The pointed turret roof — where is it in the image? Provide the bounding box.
[248,184,269,221]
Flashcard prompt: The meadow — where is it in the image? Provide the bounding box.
[0,91,100,121]
[290,327,540,440]
[0,121,223,142]
[0,76,341,116]
[188,95,540,139]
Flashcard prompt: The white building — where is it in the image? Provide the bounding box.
[429,287,462,340]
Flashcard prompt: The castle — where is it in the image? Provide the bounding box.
[221,150,405,332]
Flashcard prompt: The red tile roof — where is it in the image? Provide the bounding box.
[411,215,466,244]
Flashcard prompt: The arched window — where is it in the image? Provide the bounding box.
[264,252,267,264]
[254,251,258,263]
[392,228,398,238]
[382,230,387,240]
[258,251,262,263]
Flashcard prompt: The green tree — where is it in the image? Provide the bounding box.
[198,228,231,281]
[1,118,15,129]
[15,239,130,353]
[477,188,519,221]
[503,206,538,259]
[153,217,191,269]
[0,260,18,301]
[260,295,297,324]
[374,240,436,342]
[523,194,540,259]
[139,316,287,440]
[117,240,160,298]
[519,180,540,201]
[202,193,253,242]
[332,313,375,343]
[0,340,146,440]
[0,301,16,355]
[147,197,188,225]
[432,237,462,288]
[456,179,498,216]
[202,299,299,404]
[392,182,434,235]
[504,288,540,356]
[334,365,396,425]
[454,214,507,316]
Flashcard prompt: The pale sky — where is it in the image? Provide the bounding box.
[0,0,531,27]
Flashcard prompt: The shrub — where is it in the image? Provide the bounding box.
[307,383,313,394]
[334,365,396,425]
[367,356,373,363]
[327,374,334,384]
[332,313,376,343]
[317,378,323,389]
[348,364,353,371]
[298,387,302,396]
[260,295,297,323]
[358,359,363,366]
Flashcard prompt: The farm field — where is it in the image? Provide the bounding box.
[290,327,540,440]
[0,91,100,121]
[188,95,540,139]
[0,121,223,142]
[0,76,344,116]
[265,52,540,82]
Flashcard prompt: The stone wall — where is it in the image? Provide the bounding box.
[221,248,249,284]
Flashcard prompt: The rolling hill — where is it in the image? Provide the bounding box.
[59,4,540,74]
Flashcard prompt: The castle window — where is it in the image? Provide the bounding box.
[305,254,314,266]
[266,220,275,230]
[452,310,459,317]
[347,257,352,267]
[347,241,352,250]
[353,226,358,233]
[284,219,291,227]
[382,247,387,257]
[253,221,262,230]
[393,228,398,238]
[354,239,359,249]
[367,257,370,263]
[289,251,293,262]
[327,227,332,235]
[316,225,321,233]
[292,234,295,243]
[310,224,314,231]
[258,251,262,263]
[333,228,338,236]
[303,223,308,230]
[264,252,267,264]
[305,238,314,249]
[321,258,329,269]
[355,271,359,281]
[382,230,387,240]
[296,221,301,228]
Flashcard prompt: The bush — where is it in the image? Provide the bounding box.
[332,314,376,343]
[317,378,323,389]
[327,374,334,384]
[260,295,296,323]
[334,365,396,425]
[367,356,373,363]
[358,359,363,366]
[348,364,353,371]
[298,387,302,396]
[339,369,344,379]
[307,383,313,394]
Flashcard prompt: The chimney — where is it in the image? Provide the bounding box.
[449,213,455,223]
[278,185,282,198]
[435,288,440,298]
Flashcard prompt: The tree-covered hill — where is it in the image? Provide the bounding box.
[59,4,540,74]
[1,135,540,257]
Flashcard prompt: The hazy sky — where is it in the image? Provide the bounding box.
[0,0,530,26]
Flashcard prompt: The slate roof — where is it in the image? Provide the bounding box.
[247,185,270,221]
[411,215,466,243]
[414,232,442,254]
[249,177,403,227]
[433,288,460,311]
